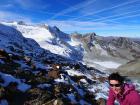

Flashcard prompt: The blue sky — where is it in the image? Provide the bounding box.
[0,0,140,37]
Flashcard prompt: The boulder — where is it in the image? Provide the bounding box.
[48,69,60,79]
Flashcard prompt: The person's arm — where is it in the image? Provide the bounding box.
[107,89,116,105]
[131,91,140,105]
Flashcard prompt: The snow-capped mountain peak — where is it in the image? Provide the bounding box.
[1,21,83,60]
[1,21,140,74]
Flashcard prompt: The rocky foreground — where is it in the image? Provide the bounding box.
[0,49,107,105]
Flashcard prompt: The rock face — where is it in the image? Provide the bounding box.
[71,32,140,73]
[25,88,54,105]
[71,33,140,61]
[48,69,60,79]
[117,58,140,76]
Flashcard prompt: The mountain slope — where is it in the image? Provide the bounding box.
[71,32,140,72]
[2,21,83,61]
[117,59,140,76]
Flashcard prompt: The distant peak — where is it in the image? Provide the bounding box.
[53,26,60,31]
[39,24,50,30]
[17,21,26,25]
[72,32,82,35]
[84,32,96,36]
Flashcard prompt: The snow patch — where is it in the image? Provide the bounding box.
[0,72,31,92]
[0,99,8,105]
[93,61,121,69]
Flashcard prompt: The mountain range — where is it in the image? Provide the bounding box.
[0,21,140,105]
[2,21,140,75]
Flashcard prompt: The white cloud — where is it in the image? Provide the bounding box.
[44,20,140,37]
[0,11,32,23]
[50,0,97,19]
[46,20,140,31]
[80,9,140,23]
[0,4,14,8]
[14,0,49,10]
[72,0,140,20]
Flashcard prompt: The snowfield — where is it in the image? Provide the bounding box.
[93,61,122,69]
